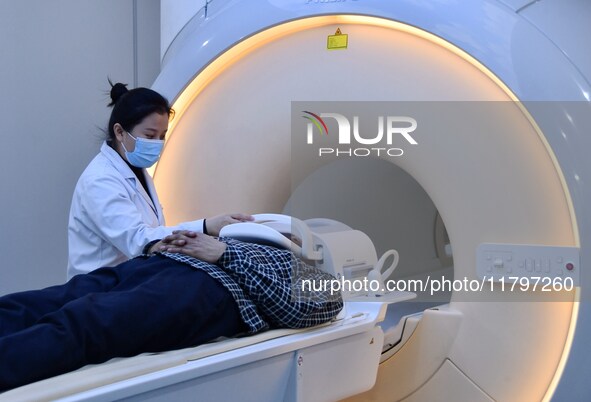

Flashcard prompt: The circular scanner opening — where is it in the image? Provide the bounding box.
[284,156,453,308]
[154,14,579,401]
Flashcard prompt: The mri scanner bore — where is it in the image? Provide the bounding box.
[146,1,590,400]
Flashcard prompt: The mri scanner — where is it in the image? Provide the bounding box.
[2,0,590,401]
[148,0,591,400]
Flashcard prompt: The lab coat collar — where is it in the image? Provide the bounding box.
[100,141,136,180]
[100,142,160,218]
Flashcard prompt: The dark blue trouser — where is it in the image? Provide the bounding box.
[0,255,245,391]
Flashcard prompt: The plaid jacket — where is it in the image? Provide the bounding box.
[159,238,343,333]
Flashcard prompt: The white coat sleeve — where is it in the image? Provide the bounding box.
[79,174,204,258]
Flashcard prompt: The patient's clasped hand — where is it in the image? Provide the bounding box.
[0,230,342,391]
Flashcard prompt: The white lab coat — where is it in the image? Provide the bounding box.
[67,142,204,278]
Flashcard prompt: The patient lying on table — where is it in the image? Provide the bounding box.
[0,231,343,391]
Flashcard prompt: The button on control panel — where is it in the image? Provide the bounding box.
[476,243,580,285]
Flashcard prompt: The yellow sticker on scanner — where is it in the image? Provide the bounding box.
[327,28,348,50]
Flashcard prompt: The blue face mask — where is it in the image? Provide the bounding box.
[121,131,164,168]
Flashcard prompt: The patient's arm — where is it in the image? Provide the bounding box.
[158,231,227,263]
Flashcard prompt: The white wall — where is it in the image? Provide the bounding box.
[0,0,161,295]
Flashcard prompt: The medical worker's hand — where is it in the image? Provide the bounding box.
[205,213,254,236]
[159,231,227,263]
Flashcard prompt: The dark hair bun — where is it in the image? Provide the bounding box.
[108,82,129,106]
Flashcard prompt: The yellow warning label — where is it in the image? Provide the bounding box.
[327,28,348,50]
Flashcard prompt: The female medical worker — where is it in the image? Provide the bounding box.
[67,82,252,278]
